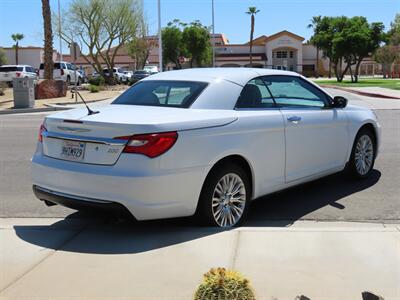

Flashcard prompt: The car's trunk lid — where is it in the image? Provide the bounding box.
[42,104,237,165]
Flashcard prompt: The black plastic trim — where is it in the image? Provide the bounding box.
[32,185,132,216]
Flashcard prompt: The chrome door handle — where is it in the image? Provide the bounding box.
[287,116,302,123]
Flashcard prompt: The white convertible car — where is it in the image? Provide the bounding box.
[32,68,380,227]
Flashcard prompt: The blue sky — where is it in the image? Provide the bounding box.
[0,0,398,52]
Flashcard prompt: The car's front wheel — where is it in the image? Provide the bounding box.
[348,128,376,178]
[197,163,250,227]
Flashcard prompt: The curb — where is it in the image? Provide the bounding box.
[320,84,400,99]
[0,106,71,115]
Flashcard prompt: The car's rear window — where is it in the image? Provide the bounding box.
[39,63,62,69]
[112,80,208,108]
[0,67,23,72]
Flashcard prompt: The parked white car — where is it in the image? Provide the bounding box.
[123,70,133,80]
[143,65,159,74]
[39,61,83,85]
[103,68,129,84]
[32,68,381,227]
[0,65,38,85]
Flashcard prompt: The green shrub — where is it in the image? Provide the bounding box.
[88,76,105,86]
[88,84,99,93]
[128,77,139,86]
[194,268,256,300]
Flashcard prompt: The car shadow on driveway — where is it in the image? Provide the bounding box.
[248,169,381,226]
[13,170,381,255]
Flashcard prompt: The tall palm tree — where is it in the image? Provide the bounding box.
[307,16,321,77]
[246,7,260,67]
[11,33,24,65]
[41,0,53,80]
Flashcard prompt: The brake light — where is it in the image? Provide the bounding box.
[38,124,47,142]
[60,69,64,76]
[116,132,178,158]
[16,72,21,77]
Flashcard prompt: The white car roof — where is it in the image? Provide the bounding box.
[0,64,32,67]
[142,68,300,86]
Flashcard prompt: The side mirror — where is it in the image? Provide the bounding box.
[331,96,347,108]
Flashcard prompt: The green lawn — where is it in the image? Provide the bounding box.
[315,79,400,90]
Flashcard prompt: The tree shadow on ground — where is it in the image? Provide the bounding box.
[14,170,381,255]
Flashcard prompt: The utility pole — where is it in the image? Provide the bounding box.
[58,0,62,61]
[158,0,162,72]
[212,0,215,67]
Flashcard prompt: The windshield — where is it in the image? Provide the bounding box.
[0,66,23,72]
[134,71,148,75]
[112,80,208,108]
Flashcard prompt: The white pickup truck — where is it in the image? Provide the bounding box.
[39,61,83,85]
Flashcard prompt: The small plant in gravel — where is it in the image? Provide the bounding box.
[88,76,105,86]
[88,84,99,93]
[194,267,256,300]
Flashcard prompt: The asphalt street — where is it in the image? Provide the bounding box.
[0,100,399,224]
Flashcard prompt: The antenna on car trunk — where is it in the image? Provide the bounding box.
[74,90,99,116]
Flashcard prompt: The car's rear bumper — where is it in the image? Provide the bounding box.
[31,151,209,221]
[33,185,132,216]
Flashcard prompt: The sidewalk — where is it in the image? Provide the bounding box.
[1,218,399,300]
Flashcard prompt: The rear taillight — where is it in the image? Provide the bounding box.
[16,72,21,77]
[60,69,64,76]
[38,124,47,142]
[116,132,178,158]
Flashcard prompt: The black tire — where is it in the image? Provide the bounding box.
[347,128,376,179]
[196,163,251,227]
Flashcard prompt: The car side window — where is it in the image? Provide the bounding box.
[262,75,328,108]
[67,64,74,71]
[236,78,275,108]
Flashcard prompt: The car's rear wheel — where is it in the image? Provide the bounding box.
[348,128,376,178]
[197,163,250,227]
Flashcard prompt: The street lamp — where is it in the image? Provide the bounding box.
[158,0,162,72]
[212,0,215,67]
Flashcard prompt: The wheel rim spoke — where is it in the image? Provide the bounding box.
[211,173,246,227]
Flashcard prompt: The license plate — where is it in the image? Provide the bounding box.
[4,73,9,77]
[60,140,86,161]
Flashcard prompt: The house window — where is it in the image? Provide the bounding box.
[276,51,288,59]
[290,51,294,58]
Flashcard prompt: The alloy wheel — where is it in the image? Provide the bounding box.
[354,134,374,176]
[211,173,246,227]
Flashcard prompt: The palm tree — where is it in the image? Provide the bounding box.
[41,0,53,80]
[307,16,321,77]
[11,33,24,65]
[246,7,260,67]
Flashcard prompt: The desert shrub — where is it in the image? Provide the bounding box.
[128,77,139,86]
[194,268,256,300]
[88,84,99,93]
[88,76,105,86]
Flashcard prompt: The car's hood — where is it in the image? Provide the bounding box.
[45,104,238,135]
